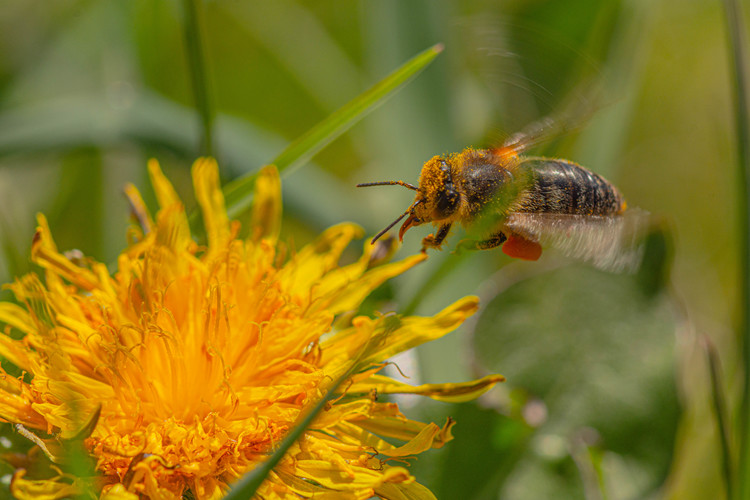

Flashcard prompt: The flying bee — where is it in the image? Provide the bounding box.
[358,120,646,271]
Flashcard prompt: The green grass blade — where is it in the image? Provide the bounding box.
[722,1,750,498]
[703,335,734,500]
[224,307,396,499]
[182,0,215,157]
[223,373,348,499]
[222,43,444,220]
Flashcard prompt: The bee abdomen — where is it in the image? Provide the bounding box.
[520,159,625,215]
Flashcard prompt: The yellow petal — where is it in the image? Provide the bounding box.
[192,157,230,251]
[311,400,374,429]
[381,422,449,456]
[273,469,333,496]
[0,391,46,430]
[0,303,35,335]
[333,419,449,459]
[350,405,455,448]
[375,480,437,500]
[279,223,364,297]
[10,469,85,500]
[361,296,479,365]
[321,296,479,370]
[346,373,505,403]
[30,215,100,291]
[293,460,413,491]
[271,469,373,499]
[316,253,427,316]
[101,484,139,500]
[0,307,35,371]
[123,182,153,234]
[148,159,190,250]
[148,159,182,210]
[250,164,282,243]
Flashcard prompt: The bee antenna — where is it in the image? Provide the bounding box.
[370,199,424,244]
[357,180,418,191]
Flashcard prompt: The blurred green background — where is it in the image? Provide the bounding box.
[0,0,742,499]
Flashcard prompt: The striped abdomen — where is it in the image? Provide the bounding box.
[516,159,625,216]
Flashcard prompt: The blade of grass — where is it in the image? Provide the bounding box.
[182,0,215,157]
[64,408,99,500]
[702,335,733,500]
[225,304,401,499]
[722,1,750,498]
[223,371,348,499]
[221,42,444,220]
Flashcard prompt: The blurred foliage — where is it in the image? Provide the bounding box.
[471,262,678,499]
[0,0,743,499]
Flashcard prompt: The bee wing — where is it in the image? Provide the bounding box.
[499,116,562,154]
[497,86,602,155]
[503,209,650,272]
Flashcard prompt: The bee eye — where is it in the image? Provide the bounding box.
[434,189,459,219]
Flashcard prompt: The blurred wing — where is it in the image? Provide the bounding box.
[504,209,650,272]
[498,116,562,154]
[495,84,603,155]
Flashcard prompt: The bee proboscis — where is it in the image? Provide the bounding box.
[358,122,646,271]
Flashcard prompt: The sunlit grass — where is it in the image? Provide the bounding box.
[221,43,444,220]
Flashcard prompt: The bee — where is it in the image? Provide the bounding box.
[358,121,645,271]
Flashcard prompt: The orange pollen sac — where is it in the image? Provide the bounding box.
[502,234,542,261]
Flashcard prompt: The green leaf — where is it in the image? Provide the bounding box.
[221,42,444,220]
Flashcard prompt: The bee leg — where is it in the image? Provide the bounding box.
[455,232,507,253]
[421,223,452,251]
[476,232,508,250]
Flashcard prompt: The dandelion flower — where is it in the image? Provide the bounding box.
[0,159,503,499]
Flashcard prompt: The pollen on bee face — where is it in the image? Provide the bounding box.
[418,156,451,194]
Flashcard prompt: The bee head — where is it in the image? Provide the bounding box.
[397,156,460,239]
[356,155,460,244]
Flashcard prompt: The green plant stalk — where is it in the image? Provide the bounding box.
[182,0,215,157]
[704,335,734,500]
[223,368,351,499]
[221,43,444,220]
[722,1,750,498]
